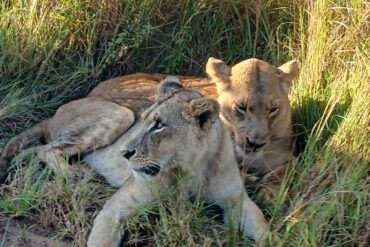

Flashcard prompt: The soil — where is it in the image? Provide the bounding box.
[0,218,72,247]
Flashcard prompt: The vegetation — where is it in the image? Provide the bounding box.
[0,0,368,246]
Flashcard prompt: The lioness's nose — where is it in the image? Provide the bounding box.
[121,149,136,160]
[246,137,266,150]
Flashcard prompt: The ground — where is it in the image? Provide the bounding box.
[0,219,71,247]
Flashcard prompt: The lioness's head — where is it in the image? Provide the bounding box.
[120,77,219,177]
[206,57,299,153]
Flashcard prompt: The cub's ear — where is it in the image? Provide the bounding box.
[158,76,183,96]
[206,57,231,93]
[278,60,299,93]
[183,97,220,129]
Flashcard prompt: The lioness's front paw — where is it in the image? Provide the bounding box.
[255,221,270,246]
[87,233,121,247]
[256,184,281,205]
[256,164,287,204]
[87,239,114,247]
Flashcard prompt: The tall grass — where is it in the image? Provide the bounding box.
[0,0,369,246]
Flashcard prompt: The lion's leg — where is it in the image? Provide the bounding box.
[210,189,269,243]
[0,120,48,180]
[38,99,135,179]
[37,139,105,178]
[238,193,269,244]
[37,144,76,177]
[204,163,269,243]
[87,176,162,247]
[256,163,288,204]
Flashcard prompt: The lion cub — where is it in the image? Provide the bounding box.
[87,77,269,246]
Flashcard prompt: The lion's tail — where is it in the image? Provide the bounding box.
[0,120,48,179]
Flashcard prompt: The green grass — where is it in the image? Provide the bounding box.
[0,0,369,246]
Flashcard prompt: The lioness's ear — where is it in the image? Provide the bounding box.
[183,97,220,129]
[158,76,183,96]
[206,57,231,93]
[278,60,299,93]
[278,60,299,81]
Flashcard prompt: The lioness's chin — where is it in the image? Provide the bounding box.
[132,168,160,181]
[132,170,152,181]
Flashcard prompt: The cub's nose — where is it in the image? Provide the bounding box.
[246,137,266,150]
[121,149,136,160]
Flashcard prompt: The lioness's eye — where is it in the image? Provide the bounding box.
[269,107,278,115]
[151,119,166,132]
[235,103,247,113]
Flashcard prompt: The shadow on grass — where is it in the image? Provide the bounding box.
[270,147,369,246]
[292,97,352,155]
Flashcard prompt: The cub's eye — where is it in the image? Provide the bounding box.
[235,103,247,113]
[151,119,166,133]
[269,107,278,116]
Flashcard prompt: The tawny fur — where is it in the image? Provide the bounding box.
[87,80,269,246]
[206,58,299,202]
[0,74,213,181]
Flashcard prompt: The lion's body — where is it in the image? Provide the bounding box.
[87,78,268,246]
[0,73,214,181]
[88,73,216,107]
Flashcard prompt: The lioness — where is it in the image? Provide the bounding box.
[87,77,268,246]
[206,58,299,201]
[206,58,298,174]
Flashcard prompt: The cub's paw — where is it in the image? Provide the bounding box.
[256,164,288,205]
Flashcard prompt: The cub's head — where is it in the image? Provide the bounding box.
[120,77,219,178]
[206,57,299,153]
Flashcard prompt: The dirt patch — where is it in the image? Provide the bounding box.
[0,218,72,247]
